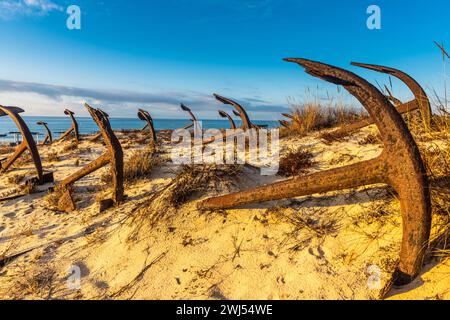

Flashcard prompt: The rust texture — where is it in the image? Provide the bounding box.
[56,104,124,212]
[58,109,80,143]
[198,58,431,285]
[36,121,53,145]
[218,110,236,130]
[329,63,432,135]
[138,108,157,146]
[90,110,109,142]
[0,106,43,183]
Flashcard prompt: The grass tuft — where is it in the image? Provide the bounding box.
[281,102,367,137]
[101,147,162,184]
[127,164,243,239]
[62,142,78,153]
[278,149,315,176]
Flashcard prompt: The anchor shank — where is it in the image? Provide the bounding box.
[0,142,27,172]
[198,157,385,210]
[60,153,110,187]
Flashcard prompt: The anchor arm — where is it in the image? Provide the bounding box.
[0,105,43,182]
[351,62,432,128]
[37,121,52,145]
[218,110,236,130]
[181,104,197,122]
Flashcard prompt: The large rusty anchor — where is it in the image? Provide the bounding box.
[56,104,124,212]
[138,108,157,147]
[199,58,431,285]
[218,110,236,130]
[0,106,48,184]
[58,109,80,143]
[330,63,432,136]
[36,121,53,145]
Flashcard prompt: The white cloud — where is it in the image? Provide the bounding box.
[0,0,63,20]
[0,79,289,119]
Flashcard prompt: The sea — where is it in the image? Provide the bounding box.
[0,116,279,144]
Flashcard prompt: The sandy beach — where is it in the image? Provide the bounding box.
[0,121,447,300]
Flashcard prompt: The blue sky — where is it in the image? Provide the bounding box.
[0,0,448,119]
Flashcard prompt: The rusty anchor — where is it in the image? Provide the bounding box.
[180,103,198,130]
[206,94,270,149]
[279,113,294,128]
[214,94,267,129]
[58,109,80,143]
[202,95,257,145]
[200,109,239,146]
[138,108,157,147]
[218,110,237,130]
[198,58,431,285]
[56,104,124,212]
[36,121,53,145]
[330,63,432,136]
[214,94,255,130]
[0,106,48,184]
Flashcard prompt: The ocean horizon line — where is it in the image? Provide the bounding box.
[15,115,280,121]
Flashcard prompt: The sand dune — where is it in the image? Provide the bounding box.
[0,126,448,300]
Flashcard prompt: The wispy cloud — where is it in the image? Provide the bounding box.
[0,0,63,20]
[0,79,202,105]
[0,79,289,118]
